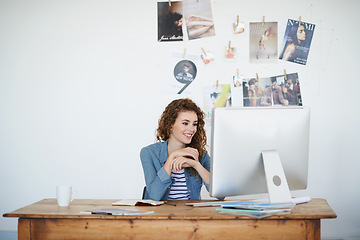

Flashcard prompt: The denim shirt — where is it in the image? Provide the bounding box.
[140,140,210,201]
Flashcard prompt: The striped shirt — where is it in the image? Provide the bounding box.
[168,169,190,200]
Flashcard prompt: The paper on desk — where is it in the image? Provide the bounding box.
[221,201,295,210]
[187,196,310,207]
[112,199,164,206]
[186,201,238,207]
[92,208,154,215]
[216,208,292,219]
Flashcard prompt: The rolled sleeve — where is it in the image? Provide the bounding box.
[140,143,172,201]
[157,167,171,183]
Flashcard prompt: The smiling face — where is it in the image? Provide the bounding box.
[169,110,198,146]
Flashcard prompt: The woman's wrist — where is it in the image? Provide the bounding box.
[192,160,202,171]
[164,159,173,176]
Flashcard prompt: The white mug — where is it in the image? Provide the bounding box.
[56,186,72,207]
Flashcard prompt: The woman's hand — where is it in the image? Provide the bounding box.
[164,147,199,176]
[171,156,199,172]
[166,147,210,184]
[170,147,199,162]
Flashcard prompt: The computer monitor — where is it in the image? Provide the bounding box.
[209,106,310,203]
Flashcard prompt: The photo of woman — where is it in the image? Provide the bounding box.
[256,27,272,59]
[249,22,278,62]
[157,1,184,42]
[279,19,315,65]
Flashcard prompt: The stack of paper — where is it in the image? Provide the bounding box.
[216,201,295,219]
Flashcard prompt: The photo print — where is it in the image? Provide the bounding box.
[183,0,215,40]
[200,48,215,64]
[233,16,245,34]
[279,19,315,65]
[173,59,197,94]
[225,47,236,59]
[164,51,199,95]
[231,74,244,107]
[273,72,302,106]
[203,83,231,125]
[242,72,302,107]
[249,22,278,62]
[233,21,245,34]
[225,41,236,59]
[242,77,267,107]
[157,1,184,42]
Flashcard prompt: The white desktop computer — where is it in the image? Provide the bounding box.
[210,106,310,203]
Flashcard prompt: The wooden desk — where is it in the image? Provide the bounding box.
[4,198,336,240]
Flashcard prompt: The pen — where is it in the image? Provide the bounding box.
[164,201,176,206]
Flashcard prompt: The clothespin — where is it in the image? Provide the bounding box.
[183,48,187,58]
[237,15,239,26]
[201,48,207,56]
[299,16,302,27]
[168,0,171,7]
[228,41,231,50]
[256,73,259,81]
[284,69,287,81]
[262,16,265,26]
[216,80,219,90]
[237,68,239,78]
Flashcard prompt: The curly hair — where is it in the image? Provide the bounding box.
[156,98,207,158]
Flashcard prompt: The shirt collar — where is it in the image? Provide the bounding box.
[160,139,169,163]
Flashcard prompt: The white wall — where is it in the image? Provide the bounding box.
[1,0,359,238]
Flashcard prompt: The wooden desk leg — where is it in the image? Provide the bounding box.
[18,219,31,240]
[306,219,321,240]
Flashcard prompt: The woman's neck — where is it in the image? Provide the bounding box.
[167,138,185,155]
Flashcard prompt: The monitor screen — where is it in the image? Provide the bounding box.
[209,106,310,199]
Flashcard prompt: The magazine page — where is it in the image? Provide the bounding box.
[157,1,184,42]
[250,22,278,63]
[279,19,316,65]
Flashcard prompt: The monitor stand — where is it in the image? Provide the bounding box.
[262,150,292,203]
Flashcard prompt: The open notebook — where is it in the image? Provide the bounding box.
[112,199,164,206]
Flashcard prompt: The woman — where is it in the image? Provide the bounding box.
[140,98,211,201]
[280,23,309,62]
[256,28,271,59]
